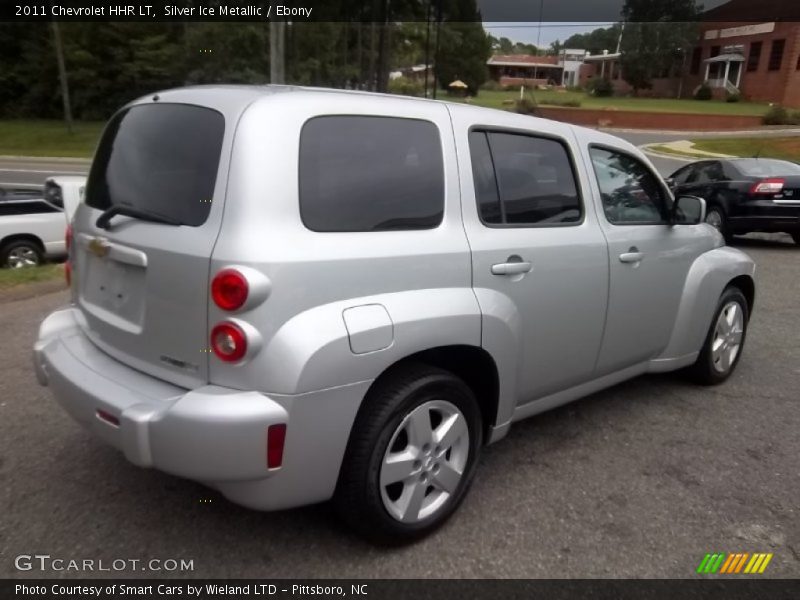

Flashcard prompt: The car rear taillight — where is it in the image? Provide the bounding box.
[211,268,249,311]
[65,224,73,252]
[750,178,785,194]
[267,424,287,469]
[211,321,247,362]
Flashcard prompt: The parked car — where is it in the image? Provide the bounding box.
[667,158,800,244]
[34,87,756,543]
[0,186,66,268]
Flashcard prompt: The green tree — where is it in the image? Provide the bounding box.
[434,0,491,93]
[619,0,700,93]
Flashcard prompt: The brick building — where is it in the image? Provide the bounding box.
[683,0,800,107]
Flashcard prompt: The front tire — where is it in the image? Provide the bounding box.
[705,206,731,243]
[334,363,482,544]
[689,286,749,385]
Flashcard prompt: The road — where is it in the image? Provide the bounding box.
[2,237,799,578]
[0,157,89,190]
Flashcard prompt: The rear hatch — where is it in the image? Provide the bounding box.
[72,99,233,389]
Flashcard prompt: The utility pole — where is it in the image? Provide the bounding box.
[51,21,73,134]
[270,20,285,84]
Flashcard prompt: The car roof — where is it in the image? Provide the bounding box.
[134,84,609,146]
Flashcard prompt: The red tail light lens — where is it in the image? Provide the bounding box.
[211,322,247,362]
[65,224,73,252]
[64,261,72,286]
[211,269,249,311]
[750,178,785,194]
[267,424,287,469]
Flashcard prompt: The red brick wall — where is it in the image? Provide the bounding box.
[687,21,800,107]
[535,107,763,130]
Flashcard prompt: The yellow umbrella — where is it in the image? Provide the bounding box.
[448,79,468,88]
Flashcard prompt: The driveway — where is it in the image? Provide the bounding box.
[1,237,799,578]
[0,157,89,190]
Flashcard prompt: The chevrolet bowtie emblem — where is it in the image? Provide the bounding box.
[88,237,110,258]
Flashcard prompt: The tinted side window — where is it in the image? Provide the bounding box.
[589,147,671,225]
[0,201,61,216]
[86,104,224,227]
[671,165,695,185]
[468,131,502,224]
[474,131,582,226]
[695,162,725,183]
[299,116,444,232]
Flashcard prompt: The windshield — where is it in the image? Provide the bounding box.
[732,159,800,177]
[85,103,225,227]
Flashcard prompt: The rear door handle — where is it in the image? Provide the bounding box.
[619,251,644,264]
[491,261,532,276]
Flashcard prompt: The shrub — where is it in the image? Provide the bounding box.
[725,92,741,103]
[480,80,505,92]
[763,105,789,125]
[694,84,712,100]
[514,98,538,115]
[387,76,423,97]
[587,77,614,97]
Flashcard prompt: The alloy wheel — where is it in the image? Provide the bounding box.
[711,300,744,374]
[7,246,40,268]
[379,400,469,524]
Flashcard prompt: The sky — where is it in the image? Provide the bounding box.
[483,22,616,50]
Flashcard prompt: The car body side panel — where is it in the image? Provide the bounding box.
[650,245,756,367]
[256,288,481,395]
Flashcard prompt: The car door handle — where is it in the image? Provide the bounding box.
[619,251,644,264]
[491,261,532,275]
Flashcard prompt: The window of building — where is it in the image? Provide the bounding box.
[747,41,762,72]
[469,131,582,226]
[796,52,800,70]
[299,116,444,232]
[690,47,702,75]
[768,39,785,71]
[589,146,671,225]
[710,45,720,58]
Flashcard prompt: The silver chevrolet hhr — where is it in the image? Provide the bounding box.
[34,86,755,543]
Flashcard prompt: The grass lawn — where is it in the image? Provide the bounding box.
[450,89,771,116]
[0,120,104,158]
[0,263,64,290]
[691,137,800,161]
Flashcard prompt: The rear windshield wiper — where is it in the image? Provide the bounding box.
[96,204,182,230]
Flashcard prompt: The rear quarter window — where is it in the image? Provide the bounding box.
[299,116,444,232]
[85,103,225,227]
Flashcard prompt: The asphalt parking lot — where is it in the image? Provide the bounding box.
[1,235,798,579]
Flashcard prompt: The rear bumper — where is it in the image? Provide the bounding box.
[33,307,368,510]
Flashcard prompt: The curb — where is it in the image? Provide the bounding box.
[0,155,91,163]
[639,142,734,161]
[601,127,800,136]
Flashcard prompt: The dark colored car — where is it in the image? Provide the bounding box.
[667,158,800,244]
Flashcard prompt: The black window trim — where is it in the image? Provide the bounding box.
[468,125,586,229]
[588,143,674,227]
[298,114,446,234]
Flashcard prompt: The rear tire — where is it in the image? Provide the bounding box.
[334,363,482,545]
[689,286,749,385]
[705,206,731,243]
[0,239,43,268]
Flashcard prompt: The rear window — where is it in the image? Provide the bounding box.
[299,116,444,232]
[732,159,800,177]
[86,103,225,227]
[0,200,61,216]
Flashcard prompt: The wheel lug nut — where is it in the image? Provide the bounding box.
[413,460,422,470]
[422,443,431,454]
[434,445,442,455]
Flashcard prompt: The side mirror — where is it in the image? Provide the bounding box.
[664,177,676,189]
[673,195,706,225]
